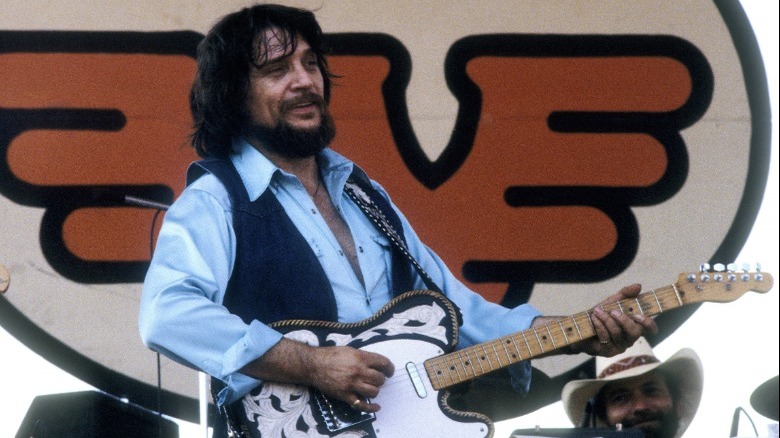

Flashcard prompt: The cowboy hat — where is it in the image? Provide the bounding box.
[561,337,703,438]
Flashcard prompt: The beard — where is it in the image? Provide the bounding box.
[246,93,336,159]
[622,411,680,438]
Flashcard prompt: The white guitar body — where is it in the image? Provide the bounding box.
[230,290,493,437]
[361,339,490,437]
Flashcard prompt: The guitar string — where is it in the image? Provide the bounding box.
[366,312,607,392]
[352,274,762,396]
[357,288,684,394]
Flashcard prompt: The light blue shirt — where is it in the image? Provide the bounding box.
[139,139,541,405]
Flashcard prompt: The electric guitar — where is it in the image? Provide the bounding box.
[222,264,773,437]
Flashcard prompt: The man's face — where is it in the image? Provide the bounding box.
[600,372,680,438]
[248,27,325,131]
[244,27,334,158]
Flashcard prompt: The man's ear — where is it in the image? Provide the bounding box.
[674,396,684,419]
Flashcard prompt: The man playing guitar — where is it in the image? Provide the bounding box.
[139,4,658,437]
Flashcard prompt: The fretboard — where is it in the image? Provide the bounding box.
[423,284,685,390]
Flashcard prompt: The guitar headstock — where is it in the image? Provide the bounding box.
[676,263,774,304]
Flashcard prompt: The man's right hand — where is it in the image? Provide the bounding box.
[242,338,395,413]
[306,345,395,413]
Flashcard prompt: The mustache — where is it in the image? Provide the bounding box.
[280,93,326,112]
[623,412,663,428]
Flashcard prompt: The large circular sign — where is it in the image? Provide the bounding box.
[0,0,771,424]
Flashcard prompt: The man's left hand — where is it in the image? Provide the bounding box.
[580,283,658,356]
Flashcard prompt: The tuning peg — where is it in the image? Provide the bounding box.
[726,263,738,281]
[696,263,712,282]
[712,263,726,282]
[755,263,764,281]
[738,263,752,281]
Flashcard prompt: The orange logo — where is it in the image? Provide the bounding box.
[1,32,710,303]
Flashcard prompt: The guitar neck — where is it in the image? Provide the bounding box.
[423,267,773,390]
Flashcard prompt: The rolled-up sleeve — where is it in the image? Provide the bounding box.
[138,176,282,405]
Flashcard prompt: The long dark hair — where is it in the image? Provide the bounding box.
[189,4,333,158]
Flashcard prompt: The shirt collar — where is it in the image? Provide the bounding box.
[230,137,354,202]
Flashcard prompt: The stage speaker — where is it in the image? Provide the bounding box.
[16,390,179,438]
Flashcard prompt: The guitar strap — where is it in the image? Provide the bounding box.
[344,178,443,294]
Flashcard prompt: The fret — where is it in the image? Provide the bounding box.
[499,338,515,364]
[586,310,596,336]
[651,289,663,312]
[460,349,478,379]
[439,357,454,387]
[490,341,504,368]
[532,327,545,352]
[616,300,625,313]
[428,360,444,389]
[572,315,583,340]
[442,354,458,384]
[520,331,533,357]
[471,345,485,374]
[480,343,496,371]
[509,336,524,362]
[462,349,478,377]
[634,297,645,315]
[584,312,598,337]
[545,325,557,348]
[452,350,466,381]
[558,320,570,344]
[671,284,684,306]
[474,345,487,374]
[434,357,450,386]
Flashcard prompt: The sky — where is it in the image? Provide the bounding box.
[0,1,777,437]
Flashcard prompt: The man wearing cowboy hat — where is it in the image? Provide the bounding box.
[561,337,703,438]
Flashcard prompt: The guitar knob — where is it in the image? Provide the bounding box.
[713,263,725,272]
[727,263,738,272]
[699,263,711,273]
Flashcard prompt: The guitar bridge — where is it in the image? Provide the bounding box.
[312,390,375,433]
